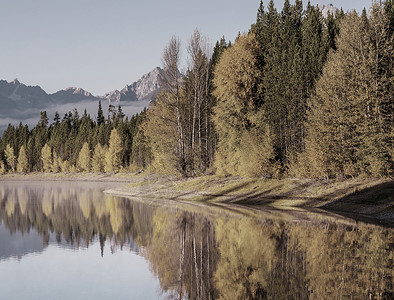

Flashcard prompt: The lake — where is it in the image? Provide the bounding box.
[0,181,393,299]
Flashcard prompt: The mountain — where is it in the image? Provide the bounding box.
[318,4,338,18]
[0,68,163,132]
[103,67,163,103]
[0,79,54,118]
[51,87,98,104]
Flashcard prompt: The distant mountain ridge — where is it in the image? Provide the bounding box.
[0,67,163,111]
[0,68,163,132]
[102,67,163,103]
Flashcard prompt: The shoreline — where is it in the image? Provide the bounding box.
[1,172,393,226]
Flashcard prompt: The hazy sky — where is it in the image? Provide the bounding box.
[0,0,372,96]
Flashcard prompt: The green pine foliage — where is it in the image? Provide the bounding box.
[0,103,146,174]
[0,1,391,179]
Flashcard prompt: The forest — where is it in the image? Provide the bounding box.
[0,0,393,179]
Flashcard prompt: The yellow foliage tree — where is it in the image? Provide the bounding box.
[4,144,16,173]
[105,128,123,173]
[41,143,52,172]
[142,91,183,175]
[212,34,276,177]
[17,145,29,173]
[92,143,107,172]
[77,142,91,172]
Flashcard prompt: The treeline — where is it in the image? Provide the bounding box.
[1,0,393,178]
[138,0,393,178]
[0,102,146,173]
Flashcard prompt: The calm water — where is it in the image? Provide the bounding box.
[0,181,392,300]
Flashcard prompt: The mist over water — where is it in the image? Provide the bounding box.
[0,99,149,133]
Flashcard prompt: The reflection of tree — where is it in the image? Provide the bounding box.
[213,218,393,299]
[0,183,392,299]
[300,225,394,299]
[0,184,154,253]
[147,209,218,299]
[214,218,276,299]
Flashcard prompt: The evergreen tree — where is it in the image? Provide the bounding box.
[17,145,29,173]
[301,9,393,177]
[97,100,105,125]
[54,111,60,125]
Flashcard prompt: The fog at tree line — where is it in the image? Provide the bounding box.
[0,0,392,178]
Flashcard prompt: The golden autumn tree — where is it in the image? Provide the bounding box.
[41,143,53,172]
[4,144,16,173]
[77,142,91,172]
[105,128,123,173]
[17,145,29,173]
[92,143,107,172]
[212,33,276,177]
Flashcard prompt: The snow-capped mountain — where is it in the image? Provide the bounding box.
[0,79,54,119]
[318,4,338,18]
[103,67,163,103]
[51,87,97,103]
[0,68,163,132]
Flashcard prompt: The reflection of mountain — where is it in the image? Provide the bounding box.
[0,224,45,261]
[0,182,392,299]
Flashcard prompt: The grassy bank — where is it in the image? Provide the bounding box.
[1,172,393,225]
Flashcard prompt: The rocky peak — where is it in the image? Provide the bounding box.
[318,4,338,18]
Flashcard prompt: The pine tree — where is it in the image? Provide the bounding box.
[41,143,53,172]
[17,145,29,173]
[77,142,91,172]
[97,101,105,125]
[54,111,60,125]
[105,128,123,173]
[302,10,393,177]
[4,144,16,173]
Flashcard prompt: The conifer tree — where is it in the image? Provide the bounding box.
[17,145,29,173]
[105,128,123,173]
[97,100,105,125]
[78,142,91,172]
[302,9,393,177]
[4,144,16,173]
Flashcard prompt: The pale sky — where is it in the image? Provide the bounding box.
[0,0,372,96]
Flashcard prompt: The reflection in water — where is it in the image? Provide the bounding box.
[0,182,393,299]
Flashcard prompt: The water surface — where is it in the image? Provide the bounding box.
[0,181,392,299]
